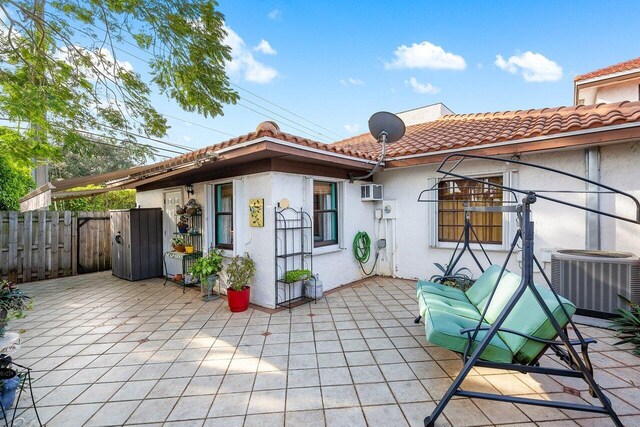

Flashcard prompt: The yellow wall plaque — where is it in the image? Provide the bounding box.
[249,198,264,227]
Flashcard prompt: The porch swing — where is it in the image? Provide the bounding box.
[415,154,639,427]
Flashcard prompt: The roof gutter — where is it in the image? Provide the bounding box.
[387,121,640,162]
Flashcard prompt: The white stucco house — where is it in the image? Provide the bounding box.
[21,59,640,310]
[575,57,640,105]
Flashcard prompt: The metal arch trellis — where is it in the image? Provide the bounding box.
[417,153,640,427]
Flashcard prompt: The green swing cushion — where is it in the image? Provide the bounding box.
[464,265,506,306]
[424,309,513,363]
[416,280,468,302]
[417,265,577,365]
[482,271,577,364]
[418,293,482,320]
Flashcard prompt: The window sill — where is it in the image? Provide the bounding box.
[313,244,343,255]
[431,242,507,252]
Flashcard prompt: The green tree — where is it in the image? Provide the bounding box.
[0,154,33,210]
[54,185,136,211]
[0,0,238,167]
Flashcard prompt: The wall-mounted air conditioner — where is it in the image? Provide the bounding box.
[551,249,640,317]
[361,184,383,201]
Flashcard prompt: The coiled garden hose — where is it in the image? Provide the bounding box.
[353,231,378,276]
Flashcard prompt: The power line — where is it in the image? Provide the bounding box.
[236,102,330,143]
[0,120,180,156]
[66,18,343,142]
[229,83,344,140]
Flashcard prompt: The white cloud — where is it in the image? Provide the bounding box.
[495,51,563,82]
[253,39,277,55]
[343,124,361,134]
[405,77,440,94]
[223,25,278,84]
[267,9,281,20]
[385,41,466,70]
[55,46,133,81]
[339,77,365,87]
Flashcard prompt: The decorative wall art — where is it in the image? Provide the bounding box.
[249,198,264,227]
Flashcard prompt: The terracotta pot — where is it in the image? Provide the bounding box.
[227,286,250,312]
[174,274,183,282]
[186,207,197,215]
[174,244,185,253]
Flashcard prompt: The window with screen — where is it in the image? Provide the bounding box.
[214,183,233,249]
[438,176,503,244]
[313,181,338,247]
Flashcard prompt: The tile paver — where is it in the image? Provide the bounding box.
[4,271,639,426]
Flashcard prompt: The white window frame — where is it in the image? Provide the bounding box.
[428,170,517,251]
[305,176,345,255]
[205,178,244,257]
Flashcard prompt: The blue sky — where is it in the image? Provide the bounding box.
[120,1,640,156]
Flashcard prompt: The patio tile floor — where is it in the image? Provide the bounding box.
[6,271,640,426]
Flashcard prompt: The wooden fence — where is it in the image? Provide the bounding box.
[0,211,111,283]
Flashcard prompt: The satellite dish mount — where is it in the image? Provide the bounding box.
[349,112,405,183]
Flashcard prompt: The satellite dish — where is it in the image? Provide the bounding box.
[368,111,405,143]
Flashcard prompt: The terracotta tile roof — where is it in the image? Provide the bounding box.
[136,120,376,174]
[331,101,640,158]
[575,57,640,82]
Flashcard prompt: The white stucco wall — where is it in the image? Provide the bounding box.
[135,141,640,308]
[374,146,640,284]
[136,171,376,309]
[577,77,640,105]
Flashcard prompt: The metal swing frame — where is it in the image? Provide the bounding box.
[412,207,498,324]
[418,154,640,427]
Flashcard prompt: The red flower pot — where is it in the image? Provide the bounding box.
[227,286,250,312]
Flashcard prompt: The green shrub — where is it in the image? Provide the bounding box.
[611,296,640,356]
[226,253,256,291]
[190,249,224,283]
[283,269,312,284]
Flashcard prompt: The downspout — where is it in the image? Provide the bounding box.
[585,147,601,249]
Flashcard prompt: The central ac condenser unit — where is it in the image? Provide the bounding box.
[551,249,640,317]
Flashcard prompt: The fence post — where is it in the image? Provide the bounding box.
[50,211,59,279]
[7,212,18,282]
[72,213,78,276]
[22,211,32,283]
[63,211,72,276]
[37,210,46,280]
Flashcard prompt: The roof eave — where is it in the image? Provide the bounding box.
[385,121,640,167]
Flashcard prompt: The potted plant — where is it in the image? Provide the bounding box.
[283,269,312,284]
[190,249,224,299]
[172,236,186,252]
[226,253,256,312]
[177,215,190,233]
[0,281,32,338]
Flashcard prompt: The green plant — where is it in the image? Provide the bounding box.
[190,249,224,283]
[171,236,186,247]
[226,253,256,291]
[283,269,312,284]
[0,281,33,336]
[611,295,640,356]
[430,263,474,291]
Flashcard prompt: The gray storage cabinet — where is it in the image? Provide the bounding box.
[110,208,163,281]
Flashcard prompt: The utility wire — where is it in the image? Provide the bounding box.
[0,120,180,156]
[229,82,344,140]
[65,18,342,142]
